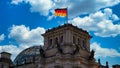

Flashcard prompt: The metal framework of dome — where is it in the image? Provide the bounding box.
[14,46,40,65]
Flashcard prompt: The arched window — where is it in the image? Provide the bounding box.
[60,36,63,43]
[49,39,52,45]
[55,37,58,44]
[73,36,76,44]
[83,40,85,47]
[82,40,86,49]
[1,64,4,68]
[55,65,63,68]
[78,38,80,44]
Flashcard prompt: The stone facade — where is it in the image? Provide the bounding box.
[39,24,98,68]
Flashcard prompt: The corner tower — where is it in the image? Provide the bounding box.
[0,52,13,68]
[39,24,97,68]
[43,24,91,51]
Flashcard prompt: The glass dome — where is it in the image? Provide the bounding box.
[14,46,40,65]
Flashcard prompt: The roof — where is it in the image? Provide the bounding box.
[0,52,11,55]
[14,46,41,65]
[44,23,89,35]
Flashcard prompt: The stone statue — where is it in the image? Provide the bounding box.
[98,58,101,65]
[106,61,109,68]
[39,46,45,58]
[56,41,63,54]
[91,50,95,58]
[89,50,95,60]
[72,44,79,55]
[98,58,101,68]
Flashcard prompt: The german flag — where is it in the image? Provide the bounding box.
[55,8,67,17]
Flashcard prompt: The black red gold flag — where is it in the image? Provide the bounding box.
[55,8,67,17]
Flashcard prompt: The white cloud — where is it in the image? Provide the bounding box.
[91,42,120,57]
[8,25,45,45]
[11,0,53,16]
[68,0,120,18]
[112,14,119,21]
[70,8,120,37]
[47,15,55,21]
[0,34,5,42]
[11,0,23,4]
[29,0,53,16]
[11,0,120,18]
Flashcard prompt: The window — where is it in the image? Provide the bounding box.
[60,36,63,43]
[55,37,58,44]
[83,40,84,46]
[73,66,81,68]
[82,40,86,49]
[73,36,76,44]
[55,66,63,68]
[49,39,52,45]
[80,39,84,49]
[78,38,80,44]
[1,65,4,68]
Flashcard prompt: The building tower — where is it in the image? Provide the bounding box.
[39,24,98,68]
[0,52,13,68]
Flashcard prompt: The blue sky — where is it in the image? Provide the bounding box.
[0,0,120,67]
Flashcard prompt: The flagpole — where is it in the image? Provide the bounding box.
[66,7,68,24]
